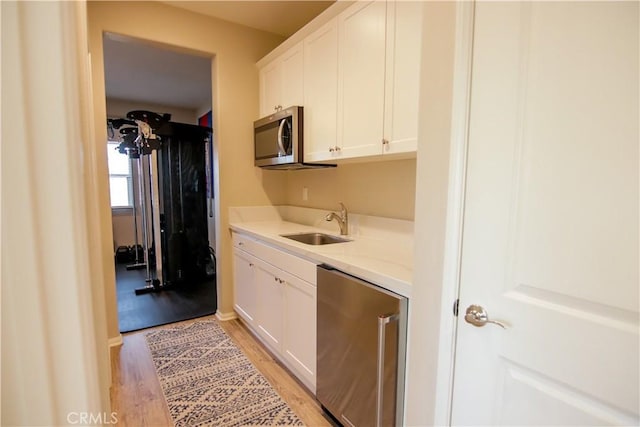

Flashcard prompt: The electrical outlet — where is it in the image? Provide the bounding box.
[302,187,309,201]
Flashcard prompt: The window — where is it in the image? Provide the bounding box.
[107,141,133,207]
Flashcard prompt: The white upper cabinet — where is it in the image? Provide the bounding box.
[303,20,339,162]
[280,43,304,110]
[259,41,304,117]
[336,0,387,159]
[260,61,281,117]
[258,0,423,162]
[383,1,423,154]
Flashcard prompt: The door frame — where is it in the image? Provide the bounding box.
[405,1,476,425]
[440,1,474,424]
[431,1,476,425]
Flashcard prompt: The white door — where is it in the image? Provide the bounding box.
[452,2,639,425]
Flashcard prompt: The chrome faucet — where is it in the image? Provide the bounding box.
[325,202,349,235]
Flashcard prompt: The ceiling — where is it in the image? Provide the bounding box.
[162,1,334,38]
[103,1,334,112]
[103,34,213,111]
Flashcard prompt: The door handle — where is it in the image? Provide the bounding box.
[276,119,287,156]
[376,313,399,427]
[464,305,507,329]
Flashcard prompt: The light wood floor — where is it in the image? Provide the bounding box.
[110,315,333,426]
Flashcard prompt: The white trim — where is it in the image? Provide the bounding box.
[433,2,476,425]
[215,310,238,322]
[108,334,123,348]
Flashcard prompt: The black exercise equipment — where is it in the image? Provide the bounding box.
[128,111,169,294]
[155,121,212,286]
[110,111,213,295]
[125,150,146,271]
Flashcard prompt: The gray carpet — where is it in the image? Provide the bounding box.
[145,320,304,427]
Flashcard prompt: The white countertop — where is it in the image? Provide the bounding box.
[229,207,413,298]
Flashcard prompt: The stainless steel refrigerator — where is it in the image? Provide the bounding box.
[317,265,408,427]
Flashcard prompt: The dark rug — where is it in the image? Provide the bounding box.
[145,320,304,427]
[116,262,217,333]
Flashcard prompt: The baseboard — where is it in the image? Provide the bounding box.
[215,310,237,322]
[108,334,123,348]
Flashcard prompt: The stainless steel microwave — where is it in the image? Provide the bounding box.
[253,106,335,170]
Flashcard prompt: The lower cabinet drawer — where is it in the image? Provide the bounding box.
[232,232,318,285]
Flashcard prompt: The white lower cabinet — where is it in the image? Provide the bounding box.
[232,232,317,393]
[232,248,257,326]
[283,273,316,389]
[254,259,285,351]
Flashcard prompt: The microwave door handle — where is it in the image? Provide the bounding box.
[276,119,287,156]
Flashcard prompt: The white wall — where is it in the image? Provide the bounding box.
[284,159,417,220]
[1,1,110,423]
[405,2,458,425]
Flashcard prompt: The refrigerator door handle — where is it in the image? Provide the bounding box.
[376,313,400,427]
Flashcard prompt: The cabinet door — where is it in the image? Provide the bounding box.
[336,0,387,159]
[233,249,257,325]
[383,1,423,154]
[280,41,304,109]
[303,19,339,162]
[254,260,285,352]
[260,61,282,117]
[283,273,317,392]
[259,43,304,117]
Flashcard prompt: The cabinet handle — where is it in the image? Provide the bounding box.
[249,263,253,267]
[238,242,243,246]
[334,146,341,152]
[382,138,389,146]
[274,277,278,282]
[329,147,334,152]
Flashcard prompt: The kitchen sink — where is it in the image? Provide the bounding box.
[280,232,351,245]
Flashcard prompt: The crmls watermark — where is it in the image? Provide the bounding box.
[67,412,118,425]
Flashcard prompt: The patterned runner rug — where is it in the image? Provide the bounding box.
[145,320,304,426]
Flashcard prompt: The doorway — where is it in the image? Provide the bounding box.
[103,33,217,333]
